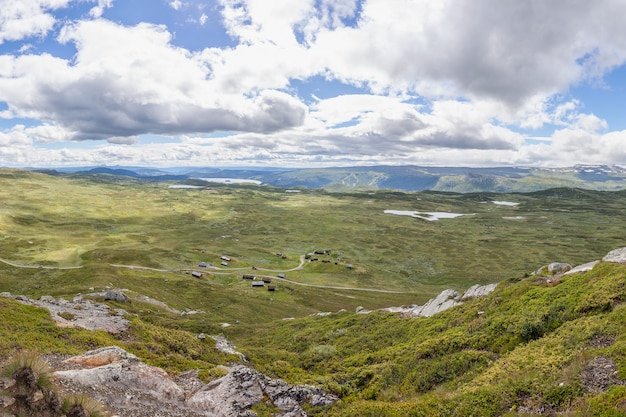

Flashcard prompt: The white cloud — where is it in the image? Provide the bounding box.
[169,0,183,11]
[308,0,626,107]
[0,19,308,142]
[2,0,626,168]
[89,0,113,19]
[0,0,70,44]
[0,125,34,146]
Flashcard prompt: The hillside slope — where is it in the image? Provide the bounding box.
[1,249,626,416]
[229,250,626,416]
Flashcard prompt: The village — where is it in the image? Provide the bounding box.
[186,249,355,293]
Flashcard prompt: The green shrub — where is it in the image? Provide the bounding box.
[584,386,626,416]
[58,311,76,321]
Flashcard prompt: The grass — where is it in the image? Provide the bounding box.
[1,350,52,390]
[2,170,626,415]
[62,394,107,417]
[1,172,626,324]
[228,261,626,416]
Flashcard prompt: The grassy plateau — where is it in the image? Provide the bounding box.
[1,169,626,416]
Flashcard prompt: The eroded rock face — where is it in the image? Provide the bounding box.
[53,347,338,417]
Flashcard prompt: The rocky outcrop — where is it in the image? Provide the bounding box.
[104,289,129,303]
[407,289,462,317]
[461,283,498,300]
[0,293,129,334]
[602,247,626,264]
[210,335,247,361]
[52,347,337,417]
[188,365,338,416]
[565,261,599,275]
[380,283,497,318]
[55,347,186,405]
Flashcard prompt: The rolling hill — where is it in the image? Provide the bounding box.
[39,164,626,193]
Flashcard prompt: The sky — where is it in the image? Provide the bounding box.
[1,0,626,168]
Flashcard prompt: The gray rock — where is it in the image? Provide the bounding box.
[188,364,338,416]
[381,284,496,318]
[39,295,57,303]
[548,262,572,273]
[56,347,184,402]
[602,247,626,264]
[53,346,336,417]
[408,289,460,317]
[461,283,498,300]
[565,260,599,275]
[9,294,129,334]
[104,290,129,303]
[535,262,572,275]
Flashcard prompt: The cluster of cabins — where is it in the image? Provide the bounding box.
[243,274,276,291]
[189,249,354,291]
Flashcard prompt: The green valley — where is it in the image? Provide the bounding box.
[1,169,626,416]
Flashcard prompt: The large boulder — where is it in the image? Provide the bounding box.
[535,262,572,275]
[104,290,129,303]
[602,247,626,264]
[565,261,599,275]
[548,262,572,273]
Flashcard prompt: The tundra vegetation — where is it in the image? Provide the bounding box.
[1,169,626,416]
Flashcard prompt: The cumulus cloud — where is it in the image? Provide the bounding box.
[1,0,626,167]
[0,19,307,142]
[89,0,113,18]
[0,0,70,43]
[308,0,626,107]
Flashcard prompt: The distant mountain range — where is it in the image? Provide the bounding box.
[37,164,626,193]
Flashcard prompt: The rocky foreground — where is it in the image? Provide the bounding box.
[50,346,337,417]
[0,345,338,417]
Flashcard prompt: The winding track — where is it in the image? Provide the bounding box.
[0,255,406,294]
[0,257,83,270]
